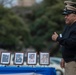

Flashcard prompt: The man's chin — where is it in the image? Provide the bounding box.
[65,21,70,25]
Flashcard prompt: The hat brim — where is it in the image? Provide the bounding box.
[62,11,69,15]
[62,9,75,15]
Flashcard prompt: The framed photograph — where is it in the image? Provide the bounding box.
[39,52,50,65]
[1,52,11,65]
[27,52,37,65]
[14,53,24,65]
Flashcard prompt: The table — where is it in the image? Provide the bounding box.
[0,66,56,75]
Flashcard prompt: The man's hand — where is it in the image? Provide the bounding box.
[60,58,65,68]
[52,32,58,41]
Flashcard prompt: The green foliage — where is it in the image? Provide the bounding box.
[0,6,29,50]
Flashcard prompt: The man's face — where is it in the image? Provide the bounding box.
[64,13,76,25]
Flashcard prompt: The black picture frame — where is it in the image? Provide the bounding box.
[39,52,50,65]
[27,52,37,65]
[1,52,11,65]
[14,52,24,65]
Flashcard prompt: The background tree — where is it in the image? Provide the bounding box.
[0,6,30,51]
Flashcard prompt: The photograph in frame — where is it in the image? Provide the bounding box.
[39,52,50,65]
[14,53,24,65]
[27,52,37,65]
[1,52,11,65]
